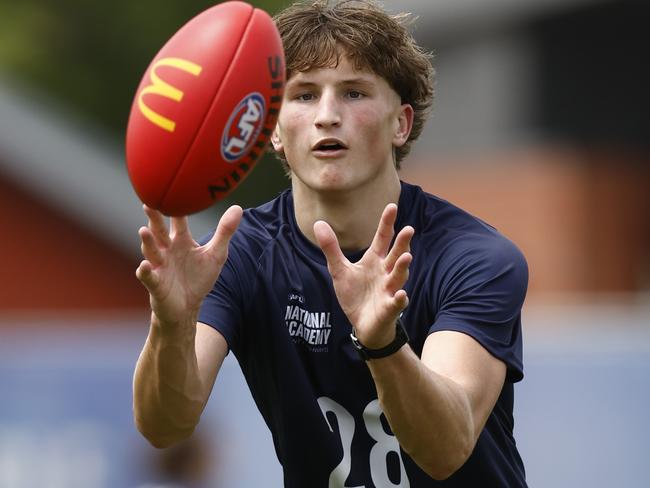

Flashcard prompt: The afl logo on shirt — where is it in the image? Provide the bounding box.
[221,92,266,162]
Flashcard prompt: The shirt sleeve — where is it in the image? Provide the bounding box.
[430,234,528,382]
[198,236,252,356]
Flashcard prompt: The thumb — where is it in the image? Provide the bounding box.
[313,220,348,278]
[135,260,160,293]
[206,205,243,264]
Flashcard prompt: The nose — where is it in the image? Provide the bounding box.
[314,90,341,128]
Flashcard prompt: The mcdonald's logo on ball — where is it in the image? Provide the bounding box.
[125,1,285,216]
[137,57,203,133]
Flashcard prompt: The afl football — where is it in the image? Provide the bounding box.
[126,1,285,215]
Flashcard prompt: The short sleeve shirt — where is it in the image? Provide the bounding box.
[199,181,528,487]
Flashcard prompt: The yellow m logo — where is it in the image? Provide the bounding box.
[137,57,203,132]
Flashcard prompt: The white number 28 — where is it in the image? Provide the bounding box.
[317,397,410,488]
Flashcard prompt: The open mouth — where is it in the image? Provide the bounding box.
[313,139,348,153]
[316,143,345,151]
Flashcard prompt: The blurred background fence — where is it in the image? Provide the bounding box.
[0,0,648,486]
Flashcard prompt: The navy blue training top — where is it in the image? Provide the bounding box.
[199,181,528,487]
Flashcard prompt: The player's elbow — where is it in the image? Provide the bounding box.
[135,416,196,449]
[419,434,475,480]
[423,449,473,480]
[144,434,176,450]
[425,454,470,480]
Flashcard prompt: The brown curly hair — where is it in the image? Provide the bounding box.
[273,0,435,169]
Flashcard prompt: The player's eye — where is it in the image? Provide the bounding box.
[296,93,315,101]
[347,90,363,99]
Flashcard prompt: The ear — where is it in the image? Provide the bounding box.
[271,124,284,153]
[393,104,414,148]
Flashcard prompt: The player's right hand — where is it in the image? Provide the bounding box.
[136,204,243,326]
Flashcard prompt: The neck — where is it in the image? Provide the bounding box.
[292,171,402,252]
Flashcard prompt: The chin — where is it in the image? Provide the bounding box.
[294,167,350,193]
[316,171,361,193]
[309,180,348,194]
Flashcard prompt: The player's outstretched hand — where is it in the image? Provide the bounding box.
[136,204,243,325]
[314,203,414,349]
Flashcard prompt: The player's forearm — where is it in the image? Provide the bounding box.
[133,313,206,448]
[367,346,475,480]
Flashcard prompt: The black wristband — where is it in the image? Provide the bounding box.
[350,318,409,361]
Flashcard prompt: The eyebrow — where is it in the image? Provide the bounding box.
[286,77,376,90]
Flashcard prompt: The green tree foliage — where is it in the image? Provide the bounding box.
[0,0,286,133]
[0,0,290,207]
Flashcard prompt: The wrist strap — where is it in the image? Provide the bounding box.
[350,318,409,361]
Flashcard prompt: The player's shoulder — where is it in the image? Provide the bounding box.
[199,190,291,258]
[227,190,293,258]
[403,181,527,270]
[403,181,494,234]
[238,190,291,237]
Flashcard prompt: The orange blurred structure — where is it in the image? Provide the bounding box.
[404,146,650,301]
[1,145,647,316]
[0,173,147,314]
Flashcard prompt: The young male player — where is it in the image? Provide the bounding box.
[133,1,529,486]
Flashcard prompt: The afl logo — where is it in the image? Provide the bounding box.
[221,92,266,162]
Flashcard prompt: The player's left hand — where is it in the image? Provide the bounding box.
[314,203,414,349]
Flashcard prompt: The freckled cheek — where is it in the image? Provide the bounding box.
[353,110,392,145]
[278,111,311,151]
[283,109,310,126]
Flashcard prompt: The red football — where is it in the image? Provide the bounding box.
[126,1,285,215]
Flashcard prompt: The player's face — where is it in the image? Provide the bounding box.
[272,55,412,194]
